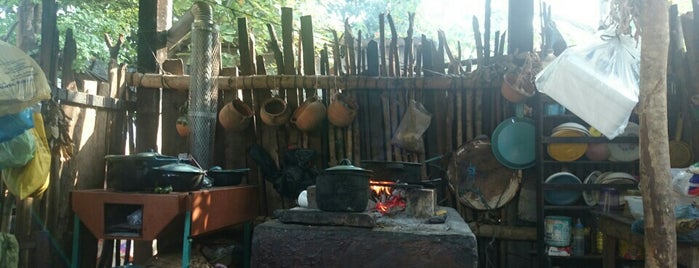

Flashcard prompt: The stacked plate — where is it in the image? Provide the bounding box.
[608,122,640,162]
[548,122,590,162]
[582,171,638,206]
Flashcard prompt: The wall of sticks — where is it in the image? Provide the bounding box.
[129,7,519,216]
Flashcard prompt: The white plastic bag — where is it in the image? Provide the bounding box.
[672,168,699,197]
[0,40,51,116]
[535,32,640,139]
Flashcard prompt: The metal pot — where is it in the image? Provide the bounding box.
[151,162,206,191]
[359,160,422,183]
[315,159,373,212]
[105,151,178,191]
[207,167,250,186]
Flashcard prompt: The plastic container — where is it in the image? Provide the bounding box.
[572,219,585,256]
[545,216,572,246]
[624,195,643,220]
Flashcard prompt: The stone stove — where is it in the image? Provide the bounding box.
[251,206,477,267]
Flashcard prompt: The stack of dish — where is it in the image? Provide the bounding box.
[548,122,590,162]
[608,122,640,162]
[544,172,582,205]
[582,171,638,206]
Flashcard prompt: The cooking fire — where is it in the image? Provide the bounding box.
[370,180,406,215]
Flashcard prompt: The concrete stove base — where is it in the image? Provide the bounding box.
[251,206,477,268]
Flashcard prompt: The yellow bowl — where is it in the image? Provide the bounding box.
[548,129,588,162]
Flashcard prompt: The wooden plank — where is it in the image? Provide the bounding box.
[266,24,284,75]
[282,7,295,76]
[379,13,387,76]
[238,17,253,76]
[53,88,134,110]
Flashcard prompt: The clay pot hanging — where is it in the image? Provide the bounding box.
[501,72,536,103]
[327,92,358,128]
[291,95,326,132]
[218,98,253,132]
[260,97,291,127]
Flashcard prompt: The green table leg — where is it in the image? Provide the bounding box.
[182,210,192,268]
[244,221,251,268]
[71,214,79,268]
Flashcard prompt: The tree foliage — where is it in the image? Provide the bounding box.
[0,0,504,73]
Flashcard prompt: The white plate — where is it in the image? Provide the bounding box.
[583,171,602,206]
[608,122,640,162]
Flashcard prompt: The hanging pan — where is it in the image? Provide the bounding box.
[490,105,536,169]
[670,113,693,168]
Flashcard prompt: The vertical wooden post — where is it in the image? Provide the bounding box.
[134,0,171,264]
[507,0,533,54]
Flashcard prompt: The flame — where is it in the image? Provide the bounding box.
[370,180,405,215]
[370,180,393,196]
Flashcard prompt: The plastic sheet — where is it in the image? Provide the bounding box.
[0,129,35,170]
[536,33,640,139]
[0,107,34,143]
[0,40,51,116]
[1,113,50,199]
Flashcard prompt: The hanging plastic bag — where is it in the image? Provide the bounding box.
[0,129,36,170]
[0,107,34,143]
[392,100,432,153]
[0,40,52,116]
[535,31,640,139]
[2,112,50,199]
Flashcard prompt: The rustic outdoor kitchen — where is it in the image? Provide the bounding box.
[1,0,698,267]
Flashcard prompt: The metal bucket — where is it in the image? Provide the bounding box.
[545,216,572,247]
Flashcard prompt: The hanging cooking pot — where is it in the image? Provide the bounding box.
[327,92,358,128]
[260,97,291,126]
[315,159,373,212]
[490,106,536,169]
[105,151,179,191]
[218,98,253,132]
[150,162,206,192]
[291,95,327,132]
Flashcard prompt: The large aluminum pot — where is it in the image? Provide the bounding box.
[315,159,373,212]
[105,151,178,191]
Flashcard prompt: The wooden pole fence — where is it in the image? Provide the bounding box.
[126,73,499,91]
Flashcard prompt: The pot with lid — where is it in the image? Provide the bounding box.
[150,162,206,191]
[105,150,178,191]
[315,159,373,212]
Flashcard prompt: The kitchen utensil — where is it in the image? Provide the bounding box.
[359,160,422,183]
[669,113,693,168]
[105,151,179,191]
[218,98,253,131]
[315,159,373,212]
[260,97,291,126]
[150,162,206,191]
[544,172,582,205]
[207,167,250,186]
[291,95,326,132]
[491,116,536,169]
[327,92,358,128]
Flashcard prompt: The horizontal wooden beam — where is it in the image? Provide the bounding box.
[53,87,135,110]
[468,223,537,241]
[126,73,501,91]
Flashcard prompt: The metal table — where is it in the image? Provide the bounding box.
[71,185,258,268]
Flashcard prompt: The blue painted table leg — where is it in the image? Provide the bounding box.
[244,221,251,268]
[182,210,192,268]
[71,214,79,268]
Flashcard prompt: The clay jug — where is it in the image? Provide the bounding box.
[327,92,358,128]
[501,72,535,103]
[218,98,253,132]
[291,95,327,132]
[260,97,291,126]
